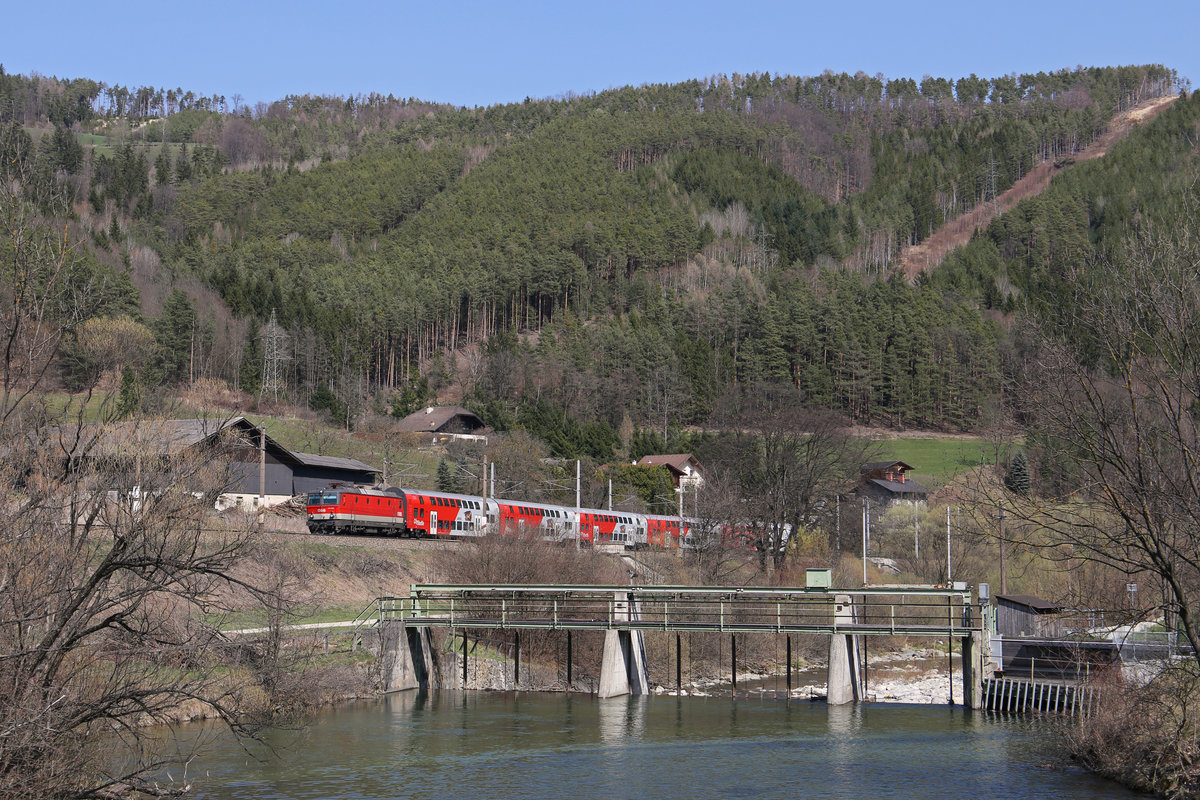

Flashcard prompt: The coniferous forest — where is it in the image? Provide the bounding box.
[0,64,1191,458]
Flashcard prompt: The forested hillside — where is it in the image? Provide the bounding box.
[0,63,1189,455]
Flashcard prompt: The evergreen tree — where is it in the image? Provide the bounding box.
[47,125,83,174]
[1005,450,1031,495]
[115,366,140,419]
[239,328,262,395]
[154,146,173,185]
[436,459,454,492]
[174,144,192,182]
[149,289,195,385]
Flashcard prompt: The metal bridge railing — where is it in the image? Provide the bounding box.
[380,584,979,638]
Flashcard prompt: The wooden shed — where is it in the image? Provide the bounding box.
[995,594,1066,638]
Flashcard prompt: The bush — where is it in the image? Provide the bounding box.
[1065,666,1200,798]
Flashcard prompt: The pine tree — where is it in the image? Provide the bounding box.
[453,462,472,494]
[436,459,454,492]
[154,146,172,185]
[115,367,140,419]
[1005,450,1031,495]
[150,290,196,385]
[174,144,192,182]
[239,328,262,395]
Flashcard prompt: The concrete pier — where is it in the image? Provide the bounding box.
[379,620,439,692]
[962,629,989,709]
[598,592,649,698]
[827,594,862,705]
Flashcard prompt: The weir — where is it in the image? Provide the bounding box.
[983,676,1100,716]
[373,582,992,707]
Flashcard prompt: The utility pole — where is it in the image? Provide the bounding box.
[946,505,952,584]
[257,425,266,533]
[914,502,920,561]
[999,500,1008,594]
[862,499,868,585]
[480,453,488,535]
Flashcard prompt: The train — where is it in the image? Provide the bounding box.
[304,484,693,550]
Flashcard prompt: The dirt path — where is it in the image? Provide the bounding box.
[894,94,1179,278]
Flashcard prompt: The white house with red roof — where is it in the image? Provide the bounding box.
[636,453,705,491]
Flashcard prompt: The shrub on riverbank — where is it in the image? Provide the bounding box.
[1065,666,1200,798]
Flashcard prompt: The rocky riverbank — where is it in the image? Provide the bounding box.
[657,646,965,705]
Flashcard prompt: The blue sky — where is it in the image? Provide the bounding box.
[5,0,1195,108]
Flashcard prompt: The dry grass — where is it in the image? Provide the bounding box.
[1065,666,1200,799]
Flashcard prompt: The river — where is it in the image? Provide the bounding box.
[185,691,1138,799]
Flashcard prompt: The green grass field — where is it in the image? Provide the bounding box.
[40,391,121,422]
[873,436,1014,489]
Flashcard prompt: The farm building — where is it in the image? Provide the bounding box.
[57,417,380,511]
[396,406,490,444]
[857,460,929,504]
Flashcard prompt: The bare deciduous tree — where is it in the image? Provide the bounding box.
[716,384,879,572]
[0,419,272,798]
[684,467,757,585]
[1011,206,1200,667]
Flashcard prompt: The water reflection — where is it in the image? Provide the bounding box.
[598,695,647,744]
[184,692,1139,800]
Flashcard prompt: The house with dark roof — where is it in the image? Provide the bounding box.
[636,454,705,491]
[396,406,489,444]
[857,460,929,504]
[63,417,380,511]
[203,419,380,508]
